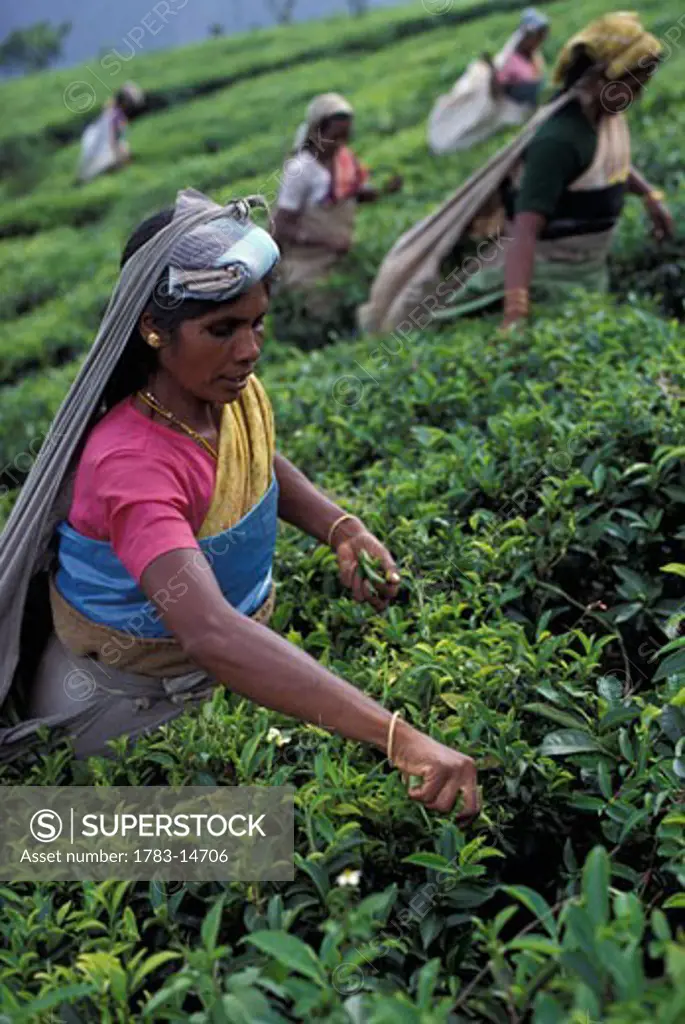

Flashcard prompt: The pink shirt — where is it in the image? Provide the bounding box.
[68,397,216,584]
[497,52,539,85]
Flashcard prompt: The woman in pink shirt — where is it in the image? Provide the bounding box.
[428,8,549,155]
[0,188,478,820]
[490,9,549,109]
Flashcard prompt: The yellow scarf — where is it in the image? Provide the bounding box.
[553,12,662,84]
[198,375,276,537]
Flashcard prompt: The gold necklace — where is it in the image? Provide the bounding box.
[137,390,219,460]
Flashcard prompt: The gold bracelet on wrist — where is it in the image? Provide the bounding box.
[504,287,530,316]
[327,513,357,549]
[387,710,401,764]
[505,288,530,304]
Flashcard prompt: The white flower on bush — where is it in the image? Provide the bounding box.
[267,726,291,747]
[336,868,361,888]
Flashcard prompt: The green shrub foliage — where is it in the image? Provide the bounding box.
[1,1,684,1020]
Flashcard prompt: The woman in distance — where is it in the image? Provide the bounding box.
[273,92,402,298]
[77,81,145,184]
[427,8,550,155]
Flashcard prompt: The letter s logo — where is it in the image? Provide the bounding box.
[30,809,63,843]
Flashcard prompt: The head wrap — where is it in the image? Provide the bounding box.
[520,8,549,34]
[165,191,280,302]
[553,11,662,84]
[492,8,549,71]
[117,81,145,109]
[292,92,354,151]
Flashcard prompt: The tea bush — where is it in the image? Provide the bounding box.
[1,0,685,1020]
[2,296,685,1021]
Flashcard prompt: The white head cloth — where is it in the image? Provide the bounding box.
[292,92,354,151]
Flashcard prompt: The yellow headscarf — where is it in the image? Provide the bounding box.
[553,11,662,84]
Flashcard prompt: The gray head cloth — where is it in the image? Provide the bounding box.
[166,195,280,301]
[520,7,549,33]
[0,187,278,761]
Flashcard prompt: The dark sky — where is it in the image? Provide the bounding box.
[0,0,408,71]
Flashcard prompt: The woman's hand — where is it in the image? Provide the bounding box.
[392,720,480,818]
[499,311,527,334]
[499,286,530,334]
[645,195,674,242]
[383,173,404,195]
[336,526,401,612]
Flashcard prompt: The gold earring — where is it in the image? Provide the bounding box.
[146,332,162,349]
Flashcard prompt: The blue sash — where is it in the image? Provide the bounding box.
[54,476,279,639]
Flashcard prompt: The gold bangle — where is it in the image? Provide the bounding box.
[645,189,665,202]
[327,513,356,549]
[504,288,530,315]
[387,710,401,764]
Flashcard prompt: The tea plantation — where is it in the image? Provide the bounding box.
[1,1,685,1021]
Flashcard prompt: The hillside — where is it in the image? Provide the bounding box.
[1,2,684,1022]
[0,0,404,71]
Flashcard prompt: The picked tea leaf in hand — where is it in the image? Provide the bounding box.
[358,548,387,596]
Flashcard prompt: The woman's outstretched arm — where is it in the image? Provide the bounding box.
[139,547,479,817]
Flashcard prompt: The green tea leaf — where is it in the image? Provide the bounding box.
[507,936,561,955]
[524,702,588,729]
[597,761,613,800]
[294,855,330,903]
[662,894,685,909]
[201,893,226,952]
[540,729,603,757]
[596,938,639,999]
[402,852,450,871]
[611,602,642,624]
[419,913,443,951]
[583,846,610,927]
[131,951,182,992]
[654,649,685,682]
[500,885,558,938]
[244,931,326,985]
[614,565,649,598]
[559,950,603,996]
[12,984,98,1021]
[565,905,597,959]
[660,562,685,577]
